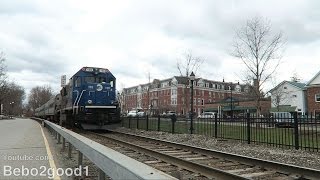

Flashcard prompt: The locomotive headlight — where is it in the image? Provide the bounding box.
[88,100,92,104]
[99,68,108,73]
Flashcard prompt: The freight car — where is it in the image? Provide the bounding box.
[35,67,121,130]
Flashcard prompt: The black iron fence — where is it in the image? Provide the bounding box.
[121,113,320,152]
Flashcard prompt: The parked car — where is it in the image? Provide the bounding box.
[137,111,145,117]
[127,110,138,117]
[166,111,176,116]
[162,111,176,118]
[198,112,215,119]
[272,112,294,128]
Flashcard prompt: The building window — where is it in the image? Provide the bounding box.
[284,86,287,89]
[315,94,320,102]
[171,89,177,95]
[171,98,177,105]
[292,94,297,98]
[206,83,209,87]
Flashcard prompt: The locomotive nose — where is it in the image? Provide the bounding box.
[96,84,103,91]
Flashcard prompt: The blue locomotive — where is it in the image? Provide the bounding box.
[35,67,121,129]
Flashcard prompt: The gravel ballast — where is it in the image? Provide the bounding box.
[114,127,320,170]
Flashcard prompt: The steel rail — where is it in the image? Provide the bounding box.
[107,130,320,180]
[91,132,249,180]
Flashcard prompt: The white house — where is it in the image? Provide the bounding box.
[269,81,306,115]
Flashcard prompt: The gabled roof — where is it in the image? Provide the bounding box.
[269,80,306,93]
[306,70,320,86]
[287,81,306,89]
[174,76,189,85]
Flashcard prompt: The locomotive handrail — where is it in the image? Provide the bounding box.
[73,90,79,107]
[76,90,86,107]
[39,119,176,180]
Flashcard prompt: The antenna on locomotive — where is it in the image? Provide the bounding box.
[61,75,67,87]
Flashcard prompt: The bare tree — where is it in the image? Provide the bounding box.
[177,50,204,77]
[0,52,8,114]
[3,82,25,115]
[28,85,54,112]
[290,72,301,82]
[176,50,204,116]
[232,16,285,114]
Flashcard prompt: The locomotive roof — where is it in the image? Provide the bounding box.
[71,67,114,78]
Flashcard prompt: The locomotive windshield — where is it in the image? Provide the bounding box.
[84,76,106,83]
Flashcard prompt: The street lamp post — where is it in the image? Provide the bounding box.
[190,72,195,134]
[9,102,14,118]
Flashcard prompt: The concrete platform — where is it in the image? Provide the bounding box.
[0,118,70,179]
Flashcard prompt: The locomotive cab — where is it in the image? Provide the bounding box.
[62,67,120,129]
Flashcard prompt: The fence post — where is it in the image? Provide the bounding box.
[137,116,139,129]
[62,137,65,150]
[214,114,218,138]
[247,112,251,144]
[128,117,131,129]
[293,112,299,150]
[98,169,105,180]
[146,115,149,131]
[157,115,160,131]
[78,150,83,166]
[57,134,61,144]
[68,142,72,158]
[121,116,124,127]
[171,114,176,134]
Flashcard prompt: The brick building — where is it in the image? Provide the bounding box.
[121,76,251,116]
[305,71,320,117]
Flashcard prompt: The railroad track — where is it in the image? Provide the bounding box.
[80,130,320,180]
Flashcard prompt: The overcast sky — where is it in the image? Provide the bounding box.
[1,0,320,96]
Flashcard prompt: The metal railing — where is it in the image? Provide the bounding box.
[32,118,176,180]
[121,113,320,152]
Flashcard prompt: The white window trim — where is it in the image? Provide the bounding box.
[315,94,320,102]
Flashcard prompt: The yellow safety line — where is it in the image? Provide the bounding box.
[39,124,61,180]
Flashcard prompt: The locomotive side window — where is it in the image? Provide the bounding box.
[110,80,114,87]
[75,76,81,87]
